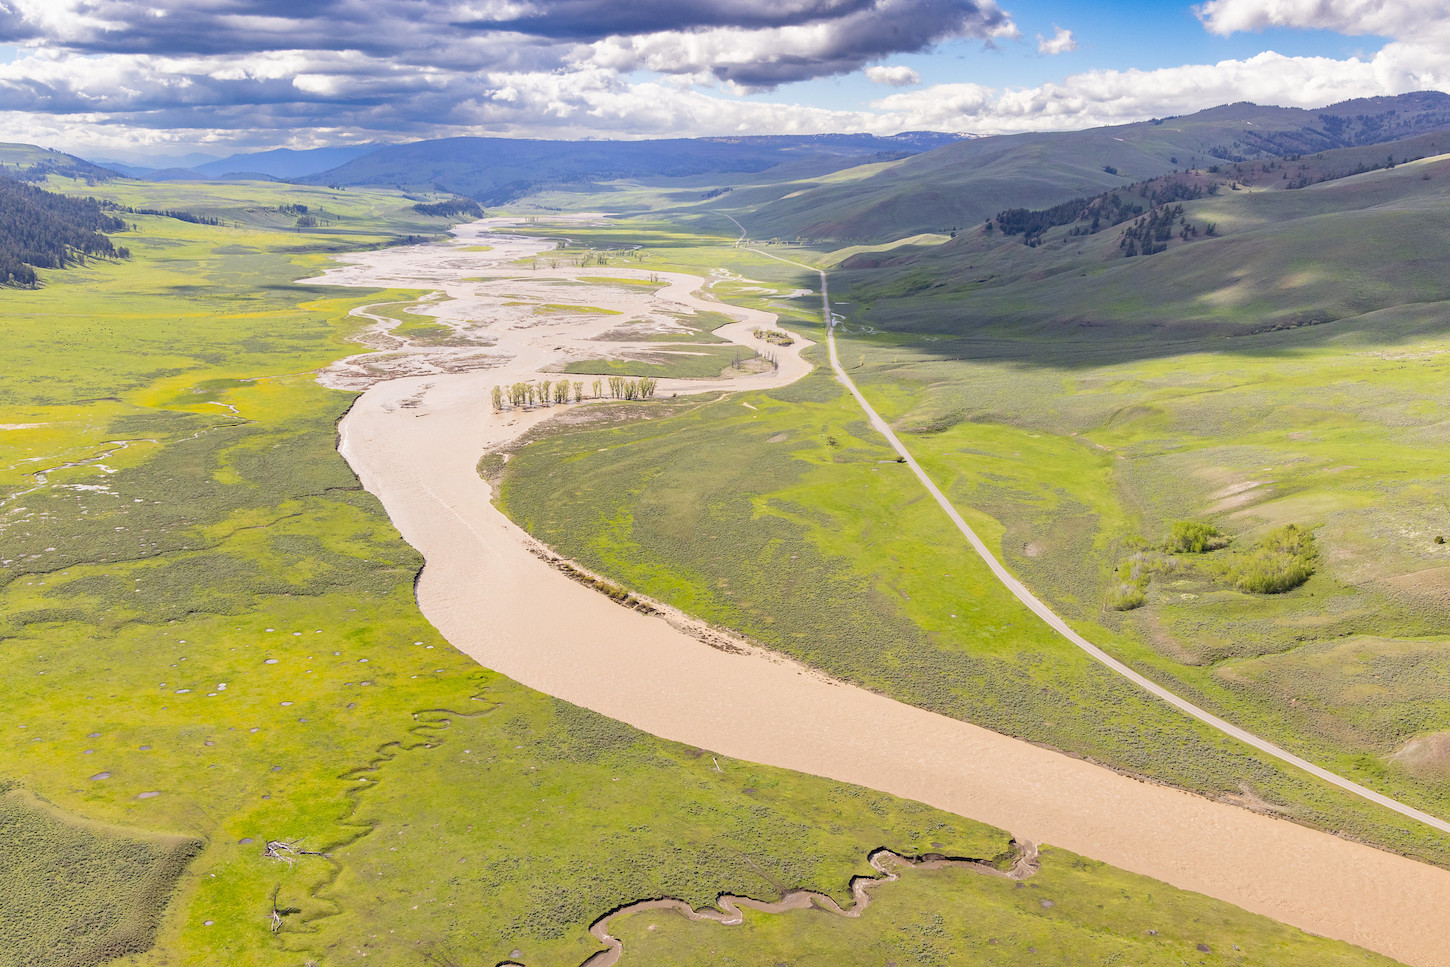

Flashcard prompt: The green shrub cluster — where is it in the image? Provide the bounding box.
[1167,520,1226,554]
[1221,524,1317,594]
[1105,581,1147,611]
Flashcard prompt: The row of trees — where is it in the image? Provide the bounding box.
[0,174,129,287]
[527,246,645,270]
[490,375,660,411]
[101,202,219,226]
[413,197,484,219]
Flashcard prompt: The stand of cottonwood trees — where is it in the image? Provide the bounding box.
[491,375,658,411]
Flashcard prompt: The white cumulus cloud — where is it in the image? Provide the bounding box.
[1036,25,1076,55]
[865,64,920,86]
[1195,0,1450,37]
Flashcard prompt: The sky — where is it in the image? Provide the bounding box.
[0,0,1447,160]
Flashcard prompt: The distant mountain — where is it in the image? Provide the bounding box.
[192,145,378,179]
[91,144,378,182]
[299,132,965,203]
[92,151,222,176]
[727,90,1450,243]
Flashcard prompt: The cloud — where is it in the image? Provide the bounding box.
[576,0,1015,89]
[865,64,920,86]
[458,0,890,40]
[870,49,1427,134]
[1036,25,1075,55]
[1195,0,1450,38]
[0,0,1014,75]
[0,0,1023,149]
[2,0,1447,155]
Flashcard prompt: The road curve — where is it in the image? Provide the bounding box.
[738,239,1450,838]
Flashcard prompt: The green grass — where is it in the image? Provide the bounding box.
[306,676,1006,966]
[356,300,458,344]
[495,360,1450,865]
[2,177,1318,967]
[828,306,1450,816]
[0,788,202,967]
[530,302,622,315]
[3,179,1424,967]
[595,309,736,344]
[576,275,664,288]
[607,845,1399,967]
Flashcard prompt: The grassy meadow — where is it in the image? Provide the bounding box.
[0,176,1007,966]
[0,169,1419,967]
[607,846,1400,967]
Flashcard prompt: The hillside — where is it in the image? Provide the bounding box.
[833,135,1450,352]
[726,91,1450,243]
[299,132,962,202]
[0,142,123,186]
[0,174,128,286]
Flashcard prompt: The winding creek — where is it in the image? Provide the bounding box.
[307,218,1450,967]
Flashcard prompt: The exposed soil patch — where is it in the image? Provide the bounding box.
[1393,732,1450,777]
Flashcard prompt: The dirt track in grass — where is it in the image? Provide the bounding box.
[312,218,1450,967]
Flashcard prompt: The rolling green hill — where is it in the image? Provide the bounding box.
[835,137,1450,346]
[719,91,1450,244]
[0,142,122,185]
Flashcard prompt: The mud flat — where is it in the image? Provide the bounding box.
[313,220,1450,967]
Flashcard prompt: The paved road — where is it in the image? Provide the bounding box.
[736,232,1450,838]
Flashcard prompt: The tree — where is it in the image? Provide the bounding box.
[491,385,503,411]
[572,381,583,402]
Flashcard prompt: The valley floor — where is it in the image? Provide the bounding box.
[319,218,1450,967]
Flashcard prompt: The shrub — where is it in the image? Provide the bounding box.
[1224,524,1316,594]
[1167,521,1225,554]
[1106,581,1146,611]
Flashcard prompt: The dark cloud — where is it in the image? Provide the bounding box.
[726,0,1012,87]
[458,0,882,39]
[0,0,1015,147]
[582,0,1014,88]
[1,0,1008,67]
